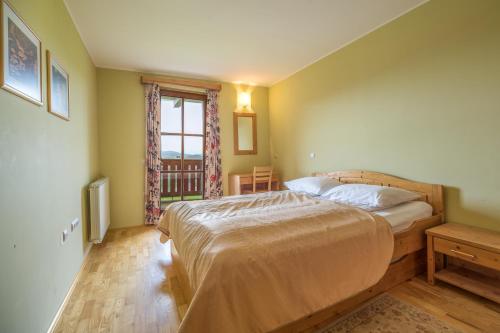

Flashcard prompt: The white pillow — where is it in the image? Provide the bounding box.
[284,176,342,196]
[321,184,421,211]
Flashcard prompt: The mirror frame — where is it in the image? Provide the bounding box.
[233,112,257,155]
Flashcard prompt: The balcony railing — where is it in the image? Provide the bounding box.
[160,159,203,205]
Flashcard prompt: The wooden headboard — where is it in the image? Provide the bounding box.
[314,170,444,219]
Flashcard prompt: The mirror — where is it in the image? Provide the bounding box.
[233,112,257,155]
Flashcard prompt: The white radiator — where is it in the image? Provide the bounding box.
[89,177,110,243]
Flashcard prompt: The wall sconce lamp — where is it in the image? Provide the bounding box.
[238,91,251,110]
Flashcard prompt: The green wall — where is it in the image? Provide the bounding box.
[0,0,99,332]
[97,68,270,228]
[269,0,500,231]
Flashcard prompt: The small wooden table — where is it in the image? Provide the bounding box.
[426,223,500,303]
[228,173,280,195]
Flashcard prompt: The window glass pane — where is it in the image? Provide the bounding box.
[183,136,203,170]
[161,96,182,133]
[161,135,181,161]
[160,172,182,209]
[182,172,203,200]
[184,99,204,134]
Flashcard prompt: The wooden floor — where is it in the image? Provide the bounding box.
[55,226,500,333]
[54,226,187,333]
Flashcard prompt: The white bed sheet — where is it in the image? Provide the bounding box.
[372,201,433,233]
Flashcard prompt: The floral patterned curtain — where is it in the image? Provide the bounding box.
[204,90,223,199]
[144,84,161,224]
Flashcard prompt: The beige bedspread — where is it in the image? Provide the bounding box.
[158,191,394,333]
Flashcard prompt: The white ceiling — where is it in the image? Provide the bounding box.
[64,0,427,86]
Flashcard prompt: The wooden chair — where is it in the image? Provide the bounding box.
[243,166,273,194]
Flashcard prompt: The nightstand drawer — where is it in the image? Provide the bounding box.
[434,238,500,270]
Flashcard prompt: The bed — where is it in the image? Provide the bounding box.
[158,170,444,333]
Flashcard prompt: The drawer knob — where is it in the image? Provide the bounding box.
[450,249,476,259]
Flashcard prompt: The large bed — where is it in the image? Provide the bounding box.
[158,170,444,333]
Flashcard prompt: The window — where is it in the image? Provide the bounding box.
[160,90,206,209]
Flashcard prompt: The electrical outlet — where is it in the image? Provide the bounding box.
[61,229,69,244]
[71,218,80,232]
[309,152,316,159]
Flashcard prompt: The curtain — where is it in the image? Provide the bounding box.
[204,90,223,199]
[144,84,161,225]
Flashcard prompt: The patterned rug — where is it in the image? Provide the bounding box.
[319,293,463,333]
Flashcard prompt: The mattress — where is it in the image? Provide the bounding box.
[373,201,433,233]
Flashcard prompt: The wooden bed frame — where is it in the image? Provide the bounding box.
[170,170,444,333]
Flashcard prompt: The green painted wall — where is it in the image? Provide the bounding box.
[269,0,500,231]
[97,68,270,228]
[0,0,99,332]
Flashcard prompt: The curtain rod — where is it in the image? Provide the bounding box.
[141,75,222,91]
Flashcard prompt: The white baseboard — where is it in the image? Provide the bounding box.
[46,243,94,333]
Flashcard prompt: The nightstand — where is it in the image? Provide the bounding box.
[426,223,500,303]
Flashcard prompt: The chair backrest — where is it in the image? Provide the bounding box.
[253,166,273,193]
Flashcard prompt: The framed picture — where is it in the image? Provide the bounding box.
[47,50,69,120]
[0,0,42,105]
